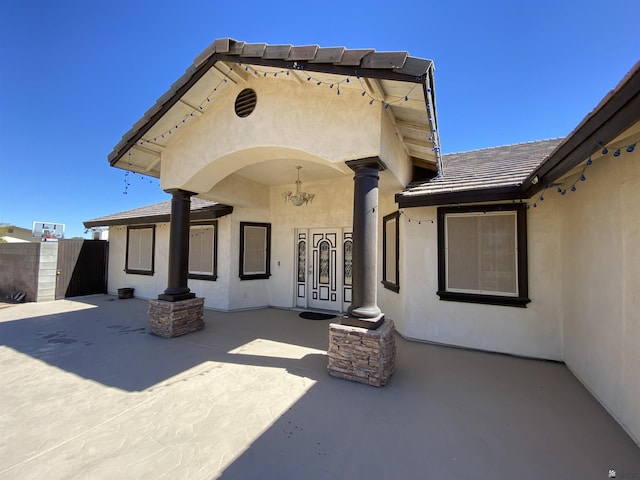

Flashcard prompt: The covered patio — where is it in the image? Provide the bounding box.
[1,295,638,479]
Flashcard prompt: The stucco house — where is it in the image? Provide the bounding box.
[85,38,640,443]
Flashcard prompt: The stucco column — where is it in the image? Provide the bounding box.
[344,157,387,329]
[158,189,196,302]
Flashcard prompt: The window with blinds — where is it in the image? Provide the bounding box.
[437,204,530,307]
[189,223,217,280]
[126,225,155,275]
[446,212,517,295]
[239,222,271,280]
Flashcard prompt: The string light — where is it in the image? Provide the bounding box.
[136,65,234,144]
[399,209,435,225]
[527,138,637,209]
[134,61,424,150]
[125,61,440,193]
[122,152,160,195]
[238,62,420,110]
[123,152,132,195]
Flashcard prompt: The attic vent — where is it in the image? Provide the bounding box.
[235,89,257,117]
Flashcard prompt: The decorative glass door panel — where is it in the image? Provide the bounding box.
[295,228,351,312]
[342,232,353,312]
[295,232,307,308]
[309,229,340,311]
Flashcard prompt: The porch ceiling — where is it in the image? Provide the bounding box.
[233,158,347,186]
[108,38,440,184]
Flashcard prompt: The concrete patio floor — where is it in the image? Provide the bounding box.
[0,295,638,480]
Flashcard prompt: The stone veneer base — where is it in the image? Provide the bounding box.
[148,297,205,338]
[327,319,396,387]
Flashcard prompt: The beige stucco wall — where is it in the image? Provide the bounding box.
[396,200,564,360]
[105,176,357,312]
[107,221,232,311]
[160,77,384,193]
[377,189,405,325]
[559,141,640,444]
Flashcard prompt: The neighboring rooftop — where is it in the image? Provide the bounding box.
[0,224,34,243]
[83,198,232,228]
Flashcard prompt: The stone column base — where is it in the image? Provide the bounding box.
[327,319,396,387]
[148,297,205,338]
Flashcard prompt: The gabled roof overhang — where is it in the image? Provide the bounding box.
[108,38,440,178]
[397,60,640,208]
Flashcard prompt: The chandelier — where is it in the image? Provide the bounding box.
[282,166,315,206]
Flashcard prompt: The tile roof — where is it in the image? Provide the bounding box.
[83,198,232,228]
[397,138,564,205]
[194,38,431,77]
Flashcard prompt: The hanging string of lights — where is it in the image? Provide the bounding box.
[240,62,439,164]
[123,152,160,195]
[399,209,436,225]
[529,139,637,209]
[125,61,439,195]
[135,71,233,145]
[237,62,422,107]
[133,61,426,147]
[391,137,638,221]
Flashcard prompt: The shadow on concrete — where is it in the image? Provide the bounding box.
[0,295,331,391]
[1,295,639,478]
[218,337,640,479]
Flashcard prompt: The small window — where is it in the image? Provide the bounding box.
[126,225,155,275]
[239,222,271,280]
[382,211,400,292]
[437,204,529,307]
[189,222,217,280]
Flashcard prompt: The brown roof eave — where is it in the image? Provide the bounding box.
[83,205,234,229]
[396,186,523,208]
[523,61,640,198]
[216,54,429,83]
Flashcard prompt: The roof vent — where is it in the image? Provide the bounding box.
[235,89,257,117]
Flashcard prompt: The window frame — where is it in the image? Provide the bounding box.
[125,225,155,275]
[437,204,530,307]
[239,222,271,280]
[188,221,218,281]
[382,211,400,293]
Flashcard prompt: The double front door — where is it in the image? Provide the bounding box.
[295,228,352,312]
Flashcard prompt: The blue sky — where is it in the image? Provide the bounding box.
[0,0,638,238]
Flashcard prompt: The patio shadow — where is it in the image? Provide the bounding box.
[219,337,640,479]
[0,295,331,391]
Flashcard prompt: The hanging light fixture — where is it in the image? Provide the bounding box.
[282,166,315,206]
